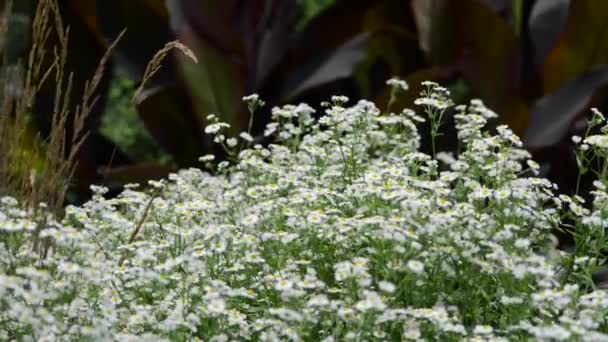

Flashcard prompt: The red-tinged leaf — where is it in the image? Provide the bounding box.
[267,0,422,102]
[411,0,459,65]
[168,0,301,88]
[166,0,243,55]
[413,0,519,106]
[414,0,527,131]
[176,26,248,136]
[358,0,424,92]
[528,0,570,71]
[542,1,608,93]
[524,65,608,148]
[251,1,301,88]
[453,0,519,112]
[259,0,377,99]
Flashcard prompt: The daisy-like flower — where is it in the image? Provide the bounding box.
[407,260,425,275]
[378,280,396,293]
[386,78,409,92]
[4,80,608,341]
[242,214,259,227]
[239,132,254,142]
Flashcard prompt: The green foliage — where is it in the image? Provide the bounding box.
[300,0,335,26]
[100,76,172,165]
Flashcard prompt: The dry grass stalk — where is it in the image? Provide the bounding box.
[0,0,123,258]
[133,40,198,104]
[0,0,124,212]
[118,187,161,266]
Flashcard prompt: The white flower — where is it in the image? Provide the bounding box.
[242,214,259,227]
[198,154,215,162]
[378,281,396,293]
[500,296,524,305]
[338,307,356,321]
[242,94,260,103]
[269,307,303,322]
[414,97,449,110]
[275,278,293,291]
[527,160,540,175]
[592,107,606,122]
[436,151,456,165]
[306,210,326,224]
[239,132,254,142]
[386,77,409,91]
[584,135,608,149]
[593,180,606,191]
[407,260,425,275]
[473,325,493,335]
[355,291,386,311]
[206,298,226,314]
[307,294,330,307]
[226,137,238,147]
[472,186,493,199]
[331,95,349,105]
[264,122,279,136]
[205,123,222,135]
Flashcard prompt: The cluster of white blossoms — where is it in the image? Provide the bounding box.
[1,85,608,341]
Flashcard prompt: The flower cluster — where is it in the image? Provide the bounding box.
[1,85,608,341]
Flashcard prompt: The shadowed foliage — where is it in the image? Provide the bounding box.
[4,0,608,203]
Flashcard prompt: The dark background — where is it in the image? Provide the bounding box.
[1,0,607,205]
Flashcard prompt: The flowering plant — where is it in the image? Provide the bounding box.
[1,82,608,341]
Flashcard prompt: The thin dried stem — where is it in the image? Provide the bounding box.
[133,40,197,104]
[118,188,161,266]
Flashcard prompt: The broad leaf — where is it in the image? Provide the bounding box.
[453,0,519,113]
[412,0,459,65]
[136,84,207,166]
[527,0,570,71]
[542,1,608,93]
[524,65,608,148]
[280,33,369,100]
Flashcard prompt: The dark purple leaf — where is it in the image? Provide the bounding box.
[479,0,512,14]
[96,0,175,81]
[136,84,208,166]
[280,33,370,100]
[524,64,608,148]
[167,0,242,55]
[253,1,300,88]
[528,0,570,71]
